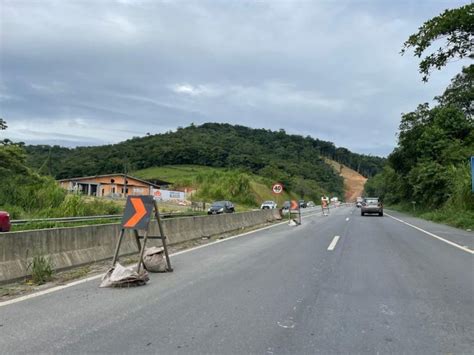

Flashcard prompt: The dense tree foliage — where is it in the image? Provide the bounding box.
[25,123,385,197]
[402,3,473,81]
[435,65,473,116]
[366,102,473,208]
[366,4,473,220]
[0,120,120,219]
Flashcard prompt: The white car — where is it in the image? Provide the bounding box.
[260,200,277,209]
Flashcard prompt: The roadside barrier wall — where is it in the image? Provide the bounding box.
[0,209,282,283]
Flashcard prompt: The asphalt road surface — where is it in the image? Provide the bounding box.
[1,206,473,354]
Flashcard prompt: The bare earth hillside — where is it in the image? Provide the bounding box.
[325,158,367,202]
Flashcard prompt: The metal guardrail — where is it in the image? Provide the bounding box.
[11,203,352,226]
[11,212,203,225]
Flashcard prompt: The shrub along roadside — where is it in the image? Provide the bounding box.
[368,162,474,230]
[0,143,122,219]
[387,204,474,230]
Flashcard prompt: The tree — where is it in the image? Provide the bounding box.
[401,4,474,81]
[0,118,6,130]
[436,65,474,116]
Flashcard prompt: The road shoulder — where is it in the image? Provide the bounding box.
[385,209,474,253]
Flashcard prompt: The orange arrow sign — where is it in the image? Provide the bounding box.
[290,200,299,210]
[124,197,147,228]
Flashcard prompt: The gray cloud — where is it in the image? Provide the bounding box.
[0,0,469,156]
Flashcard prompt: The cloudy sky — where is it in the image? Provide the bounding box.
[0,0,469,156]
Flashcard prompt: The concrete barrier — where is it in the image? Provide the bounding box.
[0,209,281,283]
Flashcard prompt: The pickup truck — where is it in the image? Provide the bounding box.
[260,201,277,209]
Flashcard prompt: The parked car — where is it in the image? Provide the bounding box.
[282,201,291,210]
[299,200,307,208]
[260,200,277,209]
[361,197,383,216]
[0,211,11,232]
[207,201,235,215]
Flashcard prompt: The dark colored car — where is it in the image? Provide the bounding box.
[361,197,383,216]
[207,201,235,215]
[0,211,11,232]
[299,200,307,208]
[282,201,291,210]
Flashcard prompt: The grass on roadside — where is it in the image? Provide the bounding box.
[134,164,303,209]
[27,255,54,285]
[387,204,474,230]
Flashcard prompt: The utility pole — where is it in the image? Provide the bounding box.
[123,160,128,198]
[48,147,52,176]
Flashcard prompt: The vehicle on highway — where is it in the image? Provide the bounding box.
[356,201,362,208]
[299,200,307,208]
[282,201,291,210]
[361,197,383,216]
[0,211,11,232]
[307,201,315,207]
[207,201,235,215]
[260,200,277,209]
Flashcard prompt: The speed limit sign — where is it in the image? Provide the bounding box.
[272,183,284,194]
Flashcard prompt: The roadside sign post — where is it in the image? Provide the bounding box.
[272,183,284,195]
[271,182,287,221]
[111,195,173,273]
[471,156,474,193]
[298,203,301,224]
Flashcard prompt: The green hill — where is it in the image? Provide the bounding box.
[24,123,385,202]
[133,164,301,207]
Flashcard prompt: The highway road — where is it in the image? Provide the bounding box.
[1,206,473,354]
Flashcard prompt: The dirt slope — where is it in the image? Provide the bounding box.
[324,158,367,202]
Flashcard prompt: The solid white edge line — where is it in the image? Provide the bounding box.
[327,236,340,251]
[385,212,474,255]
[0,209,334,307]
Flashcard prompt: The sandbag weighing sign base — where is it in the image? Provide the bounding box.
[112,195,173,273]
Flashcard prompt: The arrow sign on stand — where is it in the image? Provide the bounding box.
[290,200,299,211]
[124,198,147,228]
[121,195,155,230]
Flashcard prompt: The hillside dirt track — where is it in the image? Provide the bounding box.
[325,159,367,202]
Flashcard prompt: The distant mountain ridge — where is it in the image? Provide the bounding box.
[24,123,385,198]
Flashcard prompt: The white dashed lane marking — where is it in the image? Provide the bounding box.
[327,236,340,251]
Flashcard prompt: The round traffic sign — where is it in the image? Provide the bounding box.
[272,183,284,194]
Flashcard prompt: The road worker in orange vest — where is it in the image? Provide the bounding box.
[321,196,330,216]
